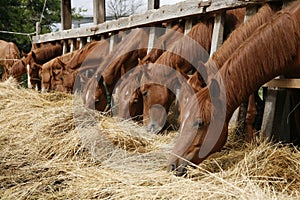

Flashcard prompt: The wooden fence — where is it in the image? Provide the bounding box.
[32,0,300,142]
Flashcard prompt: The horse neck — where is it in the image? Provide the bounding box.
[210,4,276,72]
[220,7,300,120]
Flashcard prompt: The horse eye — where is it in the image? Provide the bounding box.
[193,118,205,128]
[142,91,148,97]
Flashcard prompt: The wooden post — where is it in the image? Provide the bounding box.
[93,0,106,25]
[148,0,160,10]
[61,0,72,30]
[36,22,41,36]
[210,11,225,56]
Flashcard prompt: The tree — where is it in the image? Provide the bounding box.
[106,0,144,19]
[0,0,61,53]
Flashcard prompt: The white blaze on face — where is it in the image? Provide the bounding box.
[26,64,32,89]
[180,110,190,133]
[85,90,90,103]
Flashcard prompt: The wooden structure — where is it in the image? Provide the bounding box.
[33,0,300,143]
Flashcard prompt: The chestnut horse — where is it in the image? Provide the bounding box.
[140,8,246,133]
[181,3,279,141]
[82,28,149,111]
[40,40,110,93]
[168,1,300,175]
[116,23,185,120]
[0,40,20,80]
[10,42,62,89]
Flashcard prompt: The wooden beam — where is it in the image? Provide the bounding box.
[263,79,300,89]
[93,0,106,25]
[148,0,160,10]
[33,0,282,44]
[70,38,77,52]
[61,0,72,30]
[62,40,68,54]
[210,11,225,56]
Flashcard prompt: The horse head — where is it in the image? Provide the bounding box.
[168,79,228,176]
[117,65,144,120]
[83,74,111,112]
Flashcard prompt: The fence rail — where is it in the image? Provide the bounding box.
[32,0,279,44]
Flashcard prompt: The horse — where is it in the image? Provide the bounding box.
[116,23,185,120]
[0,40,20,80]
[10,42,62,89]
[40,39,110,93]
[168,1,300,176]
[181,3,280,141]
[82,28,149,112]
[139,8,246,133]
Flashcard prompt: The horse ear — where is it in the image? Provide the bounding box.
[31,51,37,61]
[138,58,142,65]
[209,78,220,99]
[22,51,27,57]
[121,64,125,76]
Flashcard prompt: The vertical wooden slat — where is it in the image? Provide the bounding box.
[36,22,41,36]
[109,33,118,53]
[261,88,278,138]
[70,39,77,52]
[79,37,87,49]
[148,0,160,10]
[93,0,106,25]
[62,40,68,54]
[209,11,225,56]
[61,0,72,30]
[147,27,164,54]
[184,18,193,35]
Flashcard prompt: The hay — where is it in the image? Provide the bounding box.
[1,78,300,199]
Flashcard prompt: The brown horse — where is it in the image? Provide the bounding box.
[140,8,246,133]
[181,3,279,140]
[0,40,20,80]
[116,23,185,120]
[40,40,110,93]
[10,42,62,89]
[82,28,149,111]
[168,1,300,175]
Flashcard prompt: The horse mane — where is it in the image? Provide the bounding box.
[65,40,109,70]
[32,43,62,64]
[99,28,149,84]
[141,22,185,64]
[154,18,214,73]
[219,2,300,116]
[205,3,279,76]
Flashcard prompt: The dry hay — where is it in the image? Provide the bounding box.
[1,78,300,199]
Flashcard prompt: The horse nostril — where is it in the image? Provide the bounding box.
[169,163,177,172]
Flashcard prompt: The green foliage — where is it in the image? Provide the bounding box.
[0,0,61,53]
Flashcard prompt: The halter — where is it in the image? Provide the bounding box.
[98,75,112,112]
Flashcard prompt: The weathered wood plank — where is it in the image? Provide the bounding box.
[33,0,279,44]
[61,0,72,30]
[210,11,225,56]
[93,0,106,25]
[79,37,87,49]
[261,88,278,138]
[70,38,77,52]
[148,0,160,10]
[184,18,193,35]
[263,79,300,89]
